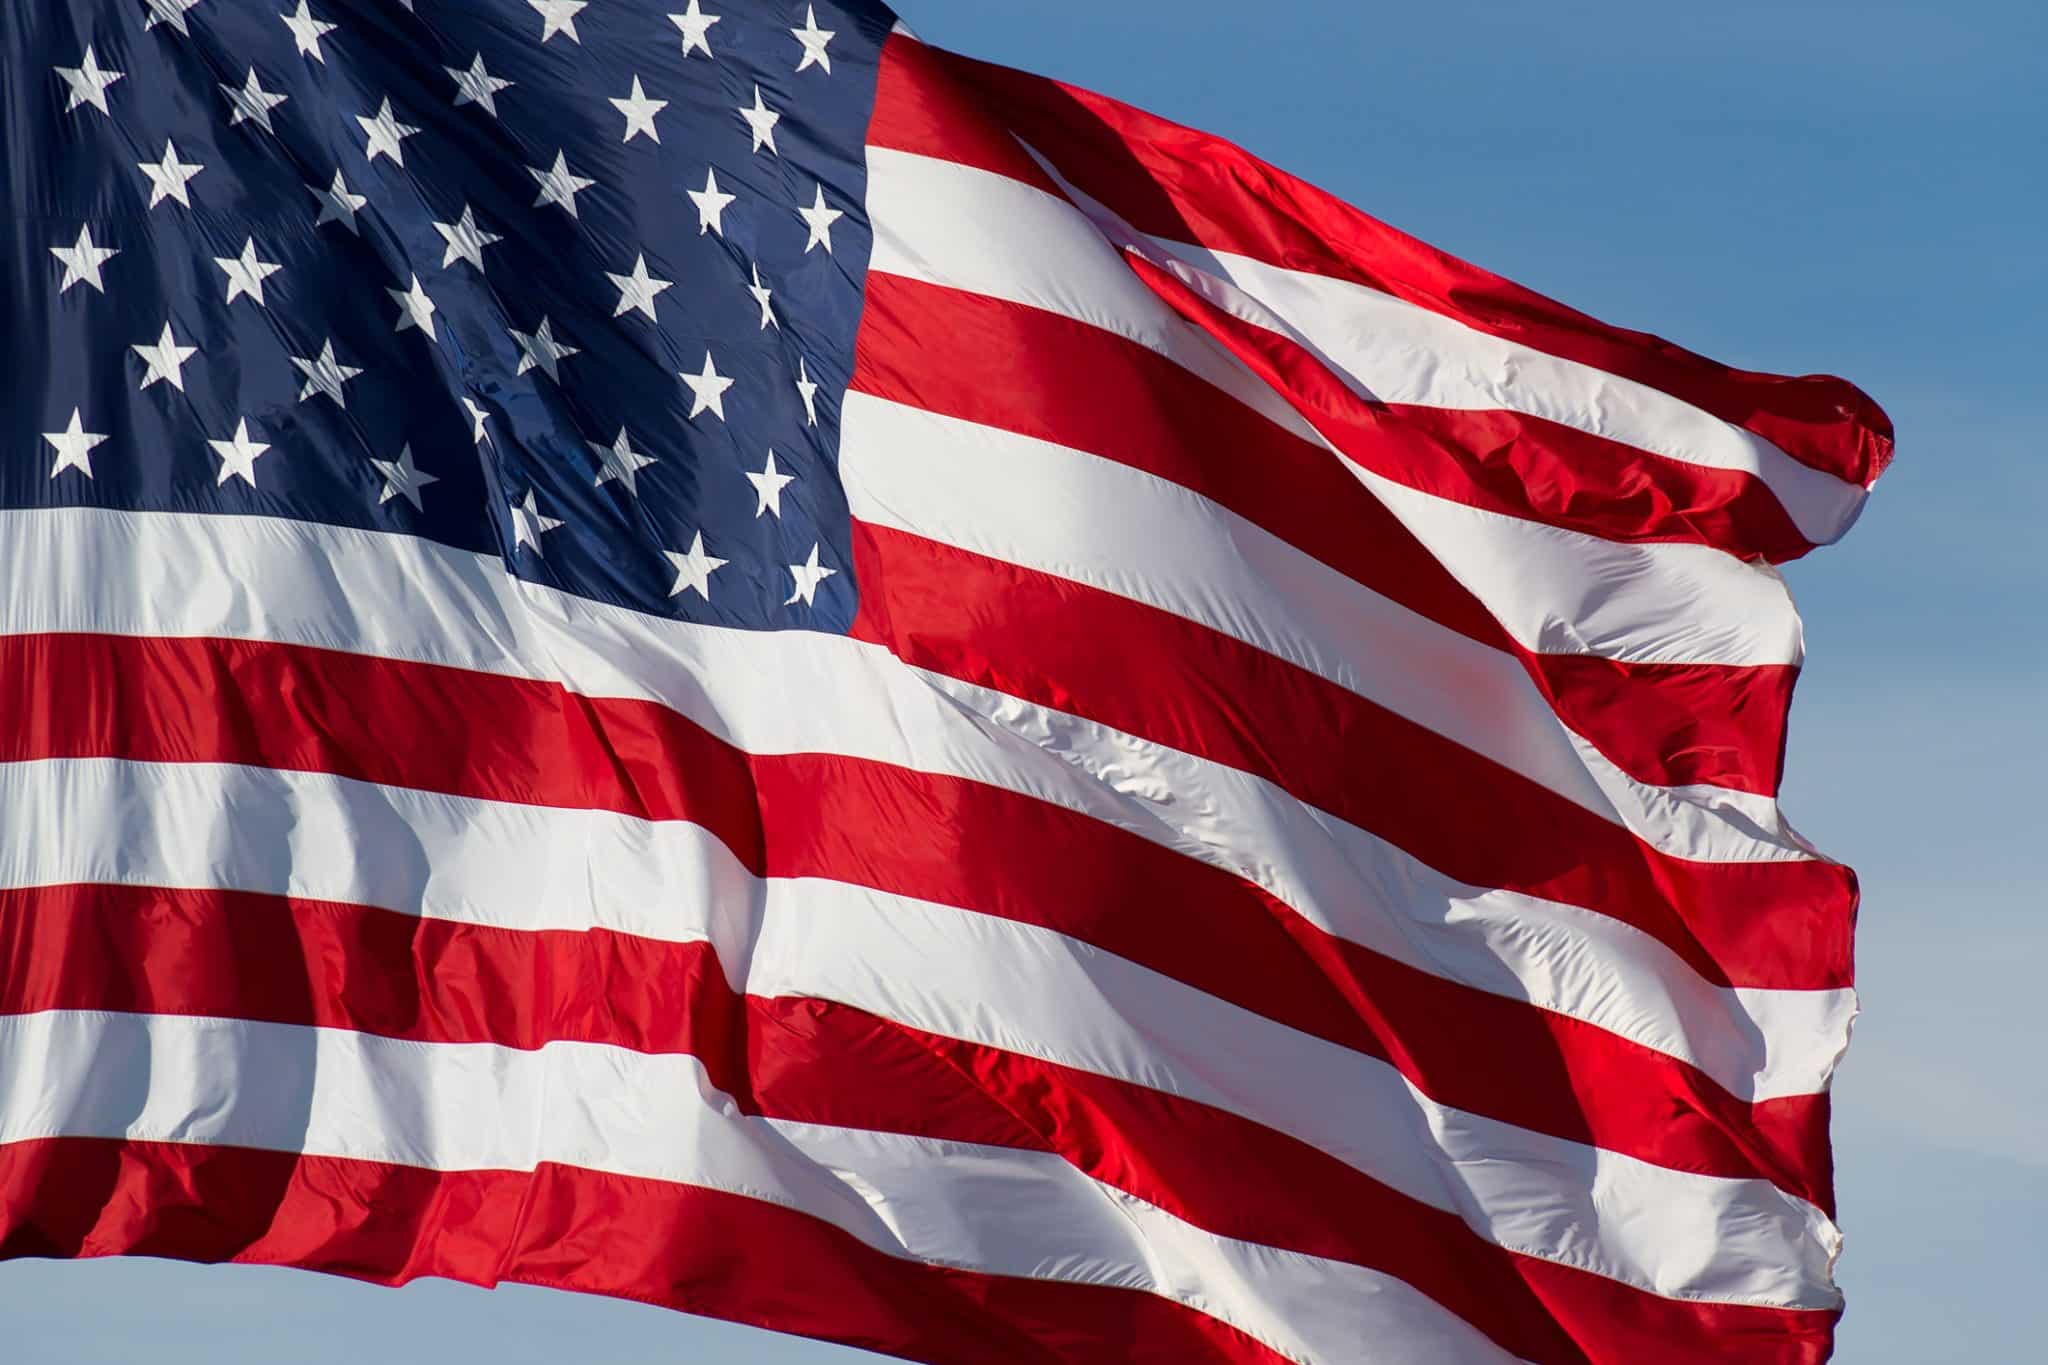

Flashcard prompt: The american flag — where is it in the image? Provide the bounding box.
[0,3,1891,1363]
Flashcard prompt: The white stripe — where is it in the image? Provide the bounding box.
[1356,462,1803,668]
[764,1118,1528,1365]
[0,757,751,944]
[751,881,1840,1311]
[0,1009,1524,1365]
[863,144,1808,670]
[0,505,1848,1104]
[902,667,1855,1108]
[874,131,1856,548]
[1108,227,1817,668]
[865,151,1331,449]
[881,27,1863,534]
[0,756,1840,1309]
[1148,236,1863,545]
[839,389,1805,865]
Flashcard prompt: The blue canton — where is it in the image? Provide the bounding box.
[4,0,899,632]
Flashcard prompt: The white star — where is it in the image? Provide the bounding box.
[510,489,564,554]
[798,183,843,254]
[143,0,205,37]
[665,532,727,601]
[309,170,368,233]
[138,140,204,209]
[290,339,363,407]
[610,75,667,144]
[738,85,780,154]
[463,396,491,443]
[56,46,124,115]
[213,237,282,307]
[747,261,776,329]
[680,351,734,421]
[687,167,736,236]
[795,355,819,426]
[590,427,658,496]
[668,1,719,57]
[606,252,673,321]
[221,67,288,134]
[358,97,421,166]
[371,443,439,510]
[786,542,837,606]
[131,321,198,393]
[50,224,119,294]
[433,204,503,272]
[280,1,337,60]
[448,53,513,118]
[207,418,272,487]
[746,449,797,518]
[528,0,586,43]
[791,5,835,73]
[510,316,580,381]
[387,272,438,340]
[43,409,108,479]
[529,150,595,218]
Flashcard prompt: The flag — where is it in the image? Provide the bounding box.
[0,3,1891,1363]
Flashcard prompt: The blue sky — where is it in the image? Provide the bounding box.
[7,1,2041,1360]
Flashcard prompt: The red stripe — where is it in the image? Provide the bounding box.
[848,524,1854,996]
[1349,402,1814,563]
[0,631,1832,1206]
[0,883,1591,1365]
[765,751,1832,1213]
[852,272,1799,795]
[1112,248,1806,796]
[872,35,1892,492]
[853,272,1512,648]
[0,1137,1286,1365]
[0,885,1836,1365]
[858,183,1814,571]
[865,36,1066,199]
[1537,651,1794,798]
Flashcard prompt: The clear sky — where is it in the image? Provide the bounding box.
[7,2,2041,1361]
